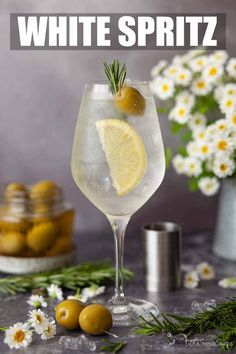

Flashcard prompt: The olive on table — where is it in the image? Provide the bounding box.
[55,299,86,330]
[79,304,112,335]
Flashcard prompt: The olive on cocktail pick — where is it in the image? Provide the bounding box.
[104,60,145,116]
[79,304,112,335]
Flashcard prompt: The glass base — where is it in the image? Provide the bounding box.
[107,297,159,327]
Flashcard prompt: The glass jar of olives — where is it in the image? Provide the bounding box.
[0,181,75,257]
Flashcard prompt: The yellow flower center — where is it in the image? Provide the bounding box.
[36,315,42,323]
[14,330,25,343]
[220,163,228,171]
[203,268,210,275]
[217,140,228,150]
[195,119,201,125]
[197,81,205,89]
[179,73,186,80]
[209,67,217,76]
[178,108,186,116]
[162,84,169,92]
[232,115,236,124]
[226,100,233,107]
[218,124,226,130]
[197,59,203,65]
[201,145,208,154]
[228,89,234,95]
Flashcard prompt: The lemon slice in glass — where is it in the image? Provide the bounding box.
[96,119,147,196]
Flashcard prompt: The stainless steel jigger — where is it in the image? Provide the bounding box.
[143,222,181,292]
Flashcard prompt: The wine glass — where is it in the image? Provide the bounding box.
[71,80,165,326]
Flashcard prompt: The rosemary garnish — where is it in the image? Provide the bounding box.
[104,60,126,94]
[100,339,127,353]
[0,261,133,295]
[135,297,236,352]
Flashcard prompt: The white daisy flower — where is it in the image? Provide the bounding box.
[209,50,228,65]
[28,309,49,334]
[196,262,215,280]
[169,104,190,124]
[212,156,235,178]
[226,110,236,129]
[212,135,234,154]
[218,277,236,289]
[47,284,63,301]
[219,96,236,115]
[150,76,174,100]
[172,155,186,174]
[27,295,47,309]
[163,64,179,79]
[4,322,32,349]
[226,58,236,79]
[41,321,56,340]
[193,130,207,141]
[189,55,208,72]
[191,77,212,96]
[186,141,199,157]
[81,285,106,301]
[185,49,205,62]
[174,67,192,86]
[188,113,206,132]
[198,177,220,196]
[185,157,202,177]
[215,119,230,134]
[222,83,236,98]
[203,63,223,83]
[175,91,195,109]
[184,271,199,289]
[214,85,224,103]
[150,60,167,77]
[205,125,217,141]
[172,54,188,66]
[196,141,212,160]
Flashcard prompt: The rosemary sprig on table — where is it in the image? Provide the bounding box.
[104,60,126,94]
[100,339,127,353]
[135,297,236,352]
[0,262,133,295]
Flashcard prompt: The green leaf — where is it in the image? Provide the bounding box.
[188,177,199,192]
[165,147,173,168]
[181,130,192,143]
[177,146,188,157]
[170,121,186,134]
[156,107,170,114]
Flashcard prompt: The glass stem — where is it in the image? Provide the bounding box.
[108,216,130,303]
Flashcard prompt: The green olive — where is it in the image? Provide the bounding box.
[30,180,59,200]
[115,86,145,116]
[1,232,26,255]
[27,221,56,252]
[56,299,86,330]
[4,182,28,198]
[79,304,112,335]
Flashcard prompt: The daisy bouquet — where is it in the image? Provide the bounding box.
[150,49,236,196]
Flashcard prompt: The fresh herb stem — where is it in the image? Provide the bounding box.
[134,297,236,352]
[0,262,133,295]
[104,60,126,94]
[100,339,127,353]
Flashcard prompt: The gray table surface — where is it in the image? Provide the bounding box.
[0,231,236,354]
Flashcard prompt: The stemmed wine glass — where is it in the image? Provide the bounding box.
[71,75,165,326]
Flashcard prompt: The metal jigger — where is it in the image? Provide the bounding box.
[143,222,181,292]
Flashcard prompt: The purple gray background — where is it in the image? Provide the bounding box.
[1,0,235,235]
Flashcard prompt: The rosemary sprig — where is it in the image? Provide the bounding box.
[134,297,236,352]
[104,60,126,94]
[0,261,133,295]
[100,339,127,353]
